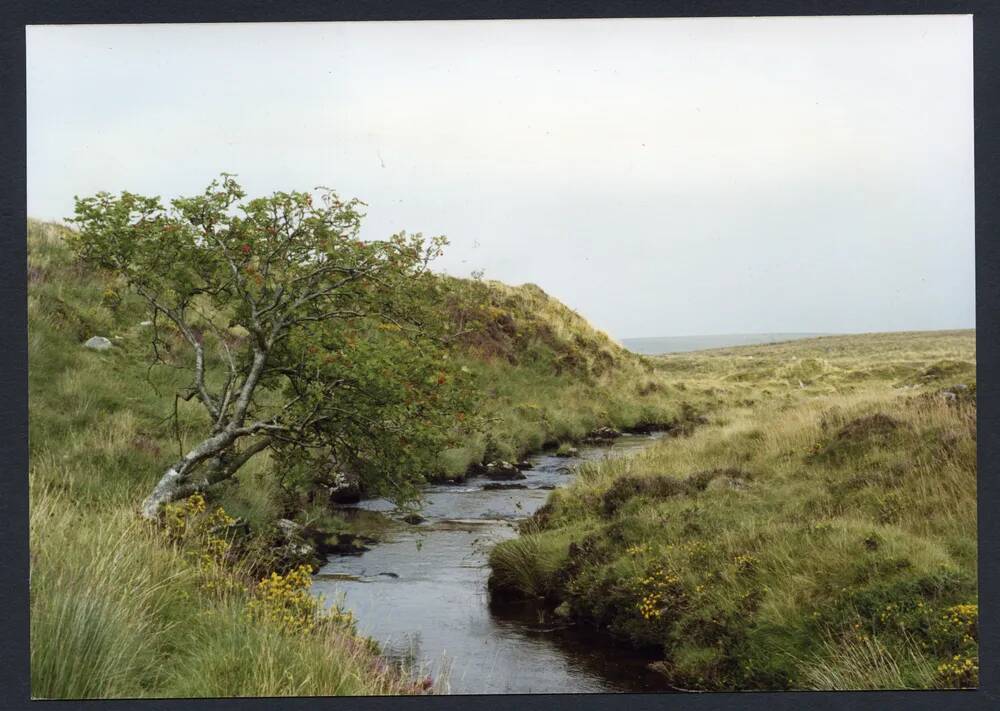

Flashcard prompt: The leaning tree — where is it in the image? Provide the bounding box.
[71,176,473,518]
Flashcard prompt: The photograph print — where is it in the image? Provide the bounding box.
[26,14,976,697]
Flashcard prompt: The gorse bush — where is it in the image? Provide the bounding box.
[246,564,358,636]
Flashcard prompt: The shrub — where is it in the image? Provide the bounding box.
[246,564,357,635]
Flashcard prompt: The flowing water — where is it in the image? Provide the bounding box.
[311,434,673,694]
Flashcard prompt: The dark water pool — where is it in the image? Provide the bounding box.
[311,434,672,694]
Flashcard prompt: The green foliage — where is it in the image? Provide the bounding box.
[69,178,477,511]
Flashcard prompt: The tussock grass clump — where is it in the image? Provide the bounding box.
[600,475,689,517]
[489,330,977,690]
[808,412,904,465]
[801,634,936,690]
[488,523,597,601]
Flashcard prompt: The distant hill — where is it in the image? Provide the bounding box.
[621,332,834,355]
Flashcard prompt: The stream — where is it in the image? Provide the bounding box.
[311,433,673,694]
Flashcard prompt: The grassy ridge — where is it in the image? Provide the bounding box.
[489,331,978,690]
[433,276,688,476]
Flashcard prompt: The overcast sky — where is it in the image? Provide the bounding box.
[26,16,974,340]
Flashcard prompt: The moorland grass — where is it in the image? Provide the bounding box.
[434,278,690,475]
[489,330,977,690]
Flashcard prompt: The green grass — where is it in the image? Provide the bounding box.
[30,479,414,698]
[489,330,977,690]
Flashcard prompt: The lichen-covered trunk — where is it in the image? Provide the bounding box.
[139,430,236,519]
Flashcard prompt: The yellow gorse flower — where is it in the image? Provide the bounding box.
[937,655,978,687]
[634,565,683,621]
[245,564,357,636]
[161,494,239,596]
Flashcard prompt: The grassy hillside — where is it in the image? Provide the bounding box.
[434,276,691,475]
[27,218,686,697]
[489,331,978,690]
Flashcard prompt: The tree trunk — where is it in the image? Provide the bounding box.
[139,430,236,519]
[140,465,188,520]
[140,345,273,520]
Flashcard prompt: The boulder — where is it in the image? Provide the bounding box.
[317,533,373,556]
[84,336,112,351]
[585,426,622,443]
[625,421,667,435]
[484,460,527,480]
[482,482,528,491]
[276,518,302,538]
[515,460,533,470]
[939,383,973,404]
[327,469,362,504]
[272,518,320,571]
[273,541,318,570]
